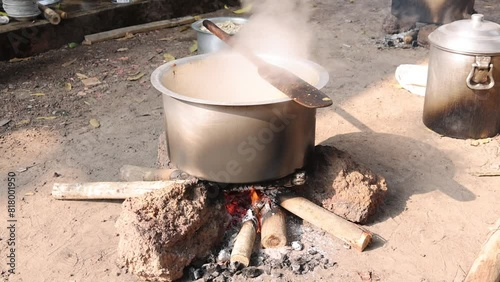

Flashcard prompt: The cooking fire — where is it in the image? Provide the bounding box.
[52,142,388,281]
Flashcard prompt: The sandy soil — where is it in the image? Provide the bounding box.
[1,0,499,281]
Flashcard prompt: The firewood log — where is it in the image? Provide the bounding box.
[277,193,372,252]
[261,204,287,248]
[464,219,500,282]
[37,3,61,25]
[230,220,257,267]
[52,180,188,200]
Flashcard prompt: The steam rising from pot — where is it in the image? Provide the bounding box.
[234,0,314,59]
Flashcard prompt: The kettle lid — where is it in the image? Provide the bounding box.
[428,14,500,55]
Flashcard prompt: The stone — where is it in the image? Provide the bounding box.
[299,145,388,224]
[116,180,228,282]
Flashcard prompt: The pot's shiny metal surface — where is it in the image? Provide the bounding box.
[423,14,500,139]
[151,54,329,183]
[191,17,248,54]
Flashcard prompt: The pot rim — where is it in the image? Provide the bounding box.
[150,53,330,106]
[191,17,249,34]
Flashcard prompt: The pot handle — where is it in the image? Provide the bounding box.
[466,56,495,91]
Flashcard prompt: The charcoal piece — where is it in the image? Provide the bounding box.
[307,248,318,255]
[116,180,228,282]
[241,267,263,278]
[313,253,324,261]
[212,276,226,282]
[190,268,203,280]
[229,261,243,273]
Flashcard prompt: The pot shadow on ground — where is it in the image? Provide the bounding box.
[320,132,475,221]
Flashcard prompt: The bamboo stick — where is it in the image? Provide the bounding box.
[230,220,257,267]
[261,204,287,248]
[277,194,372,252]
[38,3,61,25]
[82,15,194,45]
[54,9,68,19]
[464,219,500,282]
[52,180,187,200]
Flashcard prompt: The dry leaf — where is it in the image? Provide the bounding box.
[62,58,77,67]
[116,32,135,41]
[89,118,100,128]
[76,73,89,79]
[163,53,176,62]
[31,93,45,96]
[194,15,202,21]
[233,4,253,14]
[117,47,128,52]
[16,119,30,126]
[127,72,145,81]
[25,192,34,196]
[64,82,72,91]
[189,40,198,53]
[178,25,190,32]
[81,77,101,87]
[224,4,229,9]
[83,101,90,105]
[36,116,57,120]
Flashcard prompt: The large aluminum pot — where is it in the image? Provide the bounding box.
[423,14,500,139]
[151,53,329,183]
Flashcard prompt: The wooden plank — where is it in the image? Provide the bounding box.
[82,15,195,45]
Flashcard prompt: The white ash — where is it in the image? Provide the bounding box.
[200,21,243,35]
[378,28,419,49]
[291,241,304,251]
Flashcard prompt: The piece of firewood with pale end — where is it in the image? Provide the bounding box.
[277,193,372,252]
[230,217,257,267]
[464,218,500,282]
[52,180,188,200]
[260,203,287,248]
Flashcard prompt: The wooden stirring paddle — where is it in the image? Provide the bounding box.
[203,20,333,109]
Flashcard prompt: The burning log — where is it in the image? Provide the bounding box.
[52,180,188,200]
[119,165,189,181]
[277,193,372,252]
[230,210,258,267]
[260,203,287,248]
[464,219,500,282]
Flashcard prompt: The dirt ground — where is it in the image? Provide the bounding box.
[1,0,499,281]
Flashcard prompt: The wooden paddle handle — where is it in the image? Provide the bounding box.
[277,194,372,251]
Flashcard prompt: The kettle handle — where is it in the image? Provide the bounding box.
[466,56,495,91]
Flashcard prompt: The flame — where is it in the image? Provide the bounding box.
[250,188,261,206]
